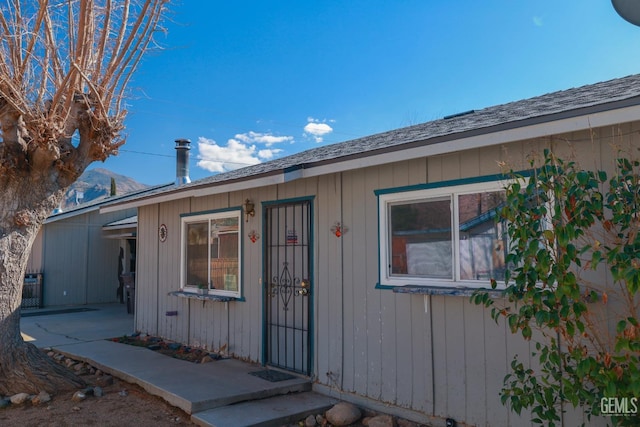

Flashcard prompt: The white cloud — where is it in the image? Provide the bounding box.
[197,137,259,173]
[258,148,281,159]
[234,131,293,147]
[196,131,290,173]
[303,117,334,143]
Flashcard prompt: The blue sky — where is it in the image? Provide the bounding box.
[99,1,640,185]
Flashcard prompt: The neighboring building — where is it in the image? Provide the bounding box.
[27,186,169,307]
[101,74,640,426]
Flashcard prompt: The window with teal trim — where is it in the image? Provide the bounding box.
[379,180,509,288]
[181,210,241,298]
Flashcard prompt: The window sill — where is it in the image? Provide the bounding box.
[381,284,505,298]
[168,290,242,302]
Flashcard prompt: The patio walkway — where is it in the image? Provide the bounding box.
[20,304,336,426]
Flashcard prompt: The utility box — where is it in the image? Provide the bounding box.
[22,273,44,309]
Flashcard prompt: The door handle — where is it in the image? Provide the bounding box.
[296,280,310,296]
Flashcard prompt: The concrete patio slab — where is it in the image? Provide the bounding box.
[20,303,134,348]
[56,339,311,414]
[19,304,328,426]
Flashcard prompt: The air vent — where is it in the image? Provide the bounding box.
[443,110,475,120]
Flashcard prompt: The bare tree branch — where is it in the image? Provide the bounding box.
[0,0,169,179]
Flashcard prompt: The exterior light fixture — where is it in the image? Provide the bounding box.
[244,199,255,222]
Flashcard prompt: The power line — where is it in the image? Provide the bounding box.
[117,148,256,166]
[119,149,172,158]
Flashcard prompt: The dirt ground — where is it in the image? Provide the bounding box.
[0,339,203,427]
[0,375,197,427]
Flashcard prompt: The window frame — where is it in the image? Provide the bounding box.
[180,208,242,298]
[377,179,510,290]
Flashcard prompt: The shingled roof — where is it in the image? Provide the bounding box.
[102,73,640,210]
[191,73,640,183]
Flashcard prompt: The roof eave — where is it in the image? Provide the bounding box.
[44,204,100,224]
[300,100,640,178]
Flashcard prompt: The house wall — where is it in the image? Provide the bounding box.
[134,123,636,426]
[35,208,136,307]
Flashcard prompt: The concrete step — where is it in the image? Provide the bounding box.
[191,391,338,427]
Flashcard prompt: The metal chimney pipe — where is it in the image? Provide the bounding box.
[175,138,191,185]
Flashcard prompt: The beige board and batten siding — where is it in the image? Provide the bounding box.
[132,124,632,426]
[135,179,321,361]
[336,155,525,426]
[135,203,160,335]
[157,198,191,342]
[328,133,615,426]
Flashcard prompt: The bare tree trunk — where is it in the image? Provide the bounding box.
[0,179,85,395]
[0,0,168,396]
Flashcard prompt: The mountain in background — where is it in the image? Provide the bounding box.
[61,168,148,210]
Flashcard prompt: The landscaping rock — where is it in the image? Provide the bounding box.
[304,414,317,426]
[326,402,362,426]
[397,420,420,427]
[10,393,30,405]
[95,375,114,387]
[367,414,395,427]
[31,391,51,405]
[93,386,104,397]
[71,391,86,402]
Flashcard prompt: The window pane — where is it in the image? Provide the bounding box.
[389,197,452,279]
[210,217,239,291]
[186,222,208,287]
[458,191,507,280]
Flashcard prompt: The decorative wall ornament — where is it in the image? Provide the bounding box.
[159,224,168,242]
[330,222,348,237]
[248,229,260,243]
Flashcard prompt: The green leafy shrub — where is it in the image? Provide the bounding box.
[472,150,640,426]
